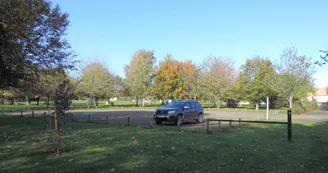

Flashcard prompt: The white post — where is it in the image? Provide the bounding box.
[266,97,269,120]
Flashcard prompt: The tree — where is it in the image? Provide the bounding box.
[79,62,115,107]
[125,50,155,107]
[222,74,242,108]
[153,55,184,101]
[274,47,315,109]
[180,60,200,100]
[52,79,74,156]
[239,56,275,110]
[200,56,236,108]
[0,0,75,89]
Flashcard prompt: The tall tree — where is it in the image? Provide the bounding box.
[239,56,275,110]
[153,55,184,101]
[0,0,75,89]
[125,49,155,107]
[274,47,315,108]
[80,62,115,107]
[200,56,236,108]
[180,60,199,100]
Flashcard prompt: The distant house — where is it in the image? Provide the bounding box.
[307,87,328,103]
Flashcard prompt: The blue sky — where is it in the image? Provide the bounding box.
[54,0,327,87]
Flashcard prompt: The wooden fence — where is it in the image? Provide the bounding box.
[206,110,292,141]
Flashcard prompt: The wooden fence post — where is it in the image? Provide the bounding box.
[218,120,221,129]
[20,110,23,117]
[32,111,34,118]
[127,117,130,126]
[288,110,292,141]
[207,119,210,134]
[106,116,109,124]
[88,114,91,123]
[229,119,232,128]
[239,118,241,126]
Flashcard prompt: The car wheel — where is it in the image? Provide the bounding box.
[196,113,203,123]
[155,120,162,125]
[176,115,183,126]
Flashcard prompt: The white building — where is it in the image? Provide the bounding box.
[307,87,328,103]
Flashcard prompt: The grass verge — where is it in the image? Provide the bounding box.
[1,116,328,173]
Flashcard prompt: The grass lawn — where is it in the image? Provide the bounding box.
[1,116,328,173]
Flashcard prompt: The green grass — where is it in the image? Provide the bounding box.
[1,116,328,173]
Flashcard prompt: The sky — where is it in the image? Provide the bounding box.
[53,0,327,87]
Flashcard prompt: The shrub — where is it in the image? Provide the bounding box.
[292,100,317,114]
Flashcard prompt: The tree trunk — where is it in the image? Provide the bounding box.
[55,112,60,156]
[47,95,50,108]
[95,97,98,107]
[90,94,94,107]
[136,97,139,106]
[25,96,30,105]
[255,102,259,111]
[288,96,293,109]
[214,98,221,108]
[141,98,145,107]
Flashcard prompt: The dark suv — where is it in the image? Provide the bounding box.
[153,100,204,126]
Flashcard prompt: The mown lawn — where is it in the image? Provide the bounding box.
[1,116,328,173]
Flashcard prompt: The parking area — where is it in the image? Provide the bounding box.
[7,107,328,130]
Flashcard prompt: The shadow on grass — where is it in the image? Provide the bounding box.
[1,116,328,173]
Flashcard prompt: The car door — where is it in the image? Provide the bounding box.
[190,102,198,119]
[183,102,193,120]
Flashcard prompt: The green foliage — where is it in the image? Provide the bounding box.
[125,50,156,106]
[239,56,275,110]
[268,95,286,109]
[274,47,315,108]
[79,62,115,102]
[0,0,75,89]
[52,79,74,124]
[292,100,318,114]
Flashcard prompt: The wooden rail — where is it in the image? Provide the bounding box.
[206,110,292,141]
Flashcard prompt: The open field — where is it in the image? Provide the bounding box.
[1,116,328,173]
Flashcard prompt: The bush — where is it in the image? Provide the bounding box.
[292,103,305,114]
[292,100,318,114]
[303,100,318,112]
[226,99,239,108]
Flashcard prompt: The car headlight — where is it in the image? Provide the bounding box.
[168,110,176,114]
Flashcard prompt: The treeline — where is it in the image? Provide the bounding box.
[1,46,316,113]
[121,47,315,111]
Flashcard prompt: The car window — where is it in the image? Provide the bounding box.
[165,101,185,108]
[184,103,191,108]
[190,102,196,108]
[195,101,202,108]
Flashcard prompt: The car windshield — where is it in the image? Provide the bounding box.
[165,101,185,108]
